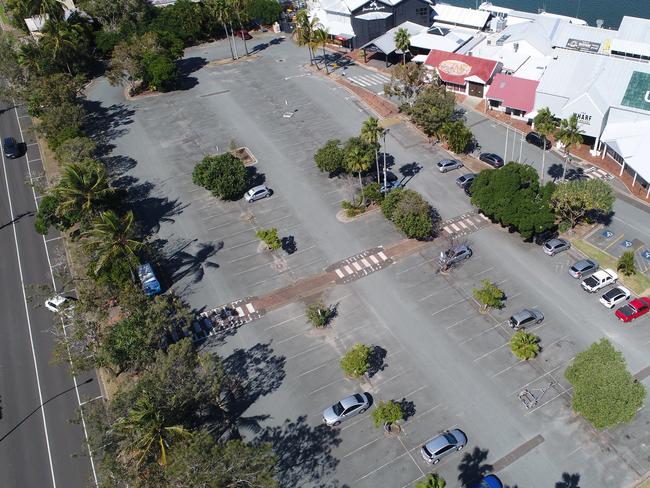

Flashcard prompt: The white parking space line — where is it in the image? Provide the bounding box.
[417,287,450,302]
[276,327,312,345]
[446,315,476,329]
[378,251,388,261]
[344,265,354,275]
[401,385,427,399]
[353,262,362,271]
[473,266,494,277]
[340,414,371,431]
[361,258,371,267]
[263,313,306,331]
[411,403,441,420]
[309,377,346,395]
[335,269,345,278]
[491,359,526,378]
[370,255,380,264]
[342,437,382,459]
[431,297,468,316]
[286,342,327,361]
[508,356,575,396]
[526,386,572,415]
[45,235,63,243]
[354,451,410,483]
[473,341,509,361]
[297,361,331,378]
[373,369,410,388]
[396,257,438,275]
[398,435,424,476]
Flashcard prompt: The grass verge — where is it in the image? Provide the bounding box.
[572,239,650,296]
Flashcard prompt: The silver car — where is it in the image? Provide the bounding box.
[437,159,463,173]
[244,184,270,202]
[568,259,598,279]
[508,309,544,330]
[439,245,472,268]
[322,393,370,426]
[456,173,476,187]
[421,429,467,464]
[543,238,570,256]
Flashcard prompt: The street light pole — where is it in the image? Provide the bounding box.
[504,125,509,161]
[383,129,389,188]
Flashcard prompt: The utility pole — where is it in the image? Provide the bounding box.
[383,129,390,189]
[504,125,509,161]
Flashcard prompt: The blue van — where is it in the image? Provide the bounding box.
[137,263,161,296]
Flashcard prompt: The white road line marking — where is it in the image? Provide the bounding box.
[398,435,424,476]
[446,315,475,329]
[335,268,345,278]
[265,313,306,330]
[474,266,494,277]
[245,303,255,313]
[79,395,104,407]
[431,297,467,316]
[378,251,388,261]
[297,361,331,377]
[353,262,362,271]
[458,221,468,229]
[342,437,382,458]
[451,223,460,231]
[236,306,244,316]
[309,376,346,395]
[402,385,427,399]
[344,265,354,275]
[44,236,62,243]
[480,213,489,220]
[370,255,380,264]
[443,226,452,233]
[473,342,509,361]
[361,258,371,267]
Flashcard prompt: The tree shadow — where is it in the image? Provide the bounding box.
[429,206,443,239]
[457,446,492,487]
[259,415,341,488]
[367,345,387,377]
[82,100,135,149]
[399,162,422,178]
[564,167,588,181]
[281,235,297,254]
[154,238,223,286]
[222,342,286,418]
[103,154,137,176]
[555,472,581,488]
[547,163,564,181]
[247,166,266,188]
[269,37,285,46]
[174,56,207,91]
[396,398,416,421]
[0,210,35,230]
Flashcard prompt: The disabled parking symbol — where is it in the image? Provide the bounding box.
[643,249,650,261]
[601,230,614,239]
[621,239,633,248]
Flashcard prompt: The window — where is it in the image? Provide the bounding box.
[416,7,427,19]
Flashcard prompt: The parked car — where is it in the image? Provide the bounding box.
[3,137,20,159]
[543,238,570,256]
[472,475,503,488]
[380,180,402,193]
[244,184,271,202]
[437,159,463,173]
[615,297,650,323]
[421,429,467,464]
[44,295,75,315]
[322,393,371,426]
[463,181,474,197]
[456,173,477,187]
[599,286,631,309]
[581,268,617,293]
[568,259,598,279]
[234,29,252,40]
[525,131,551,150]
[479,153,504,168]
[508,309,544,330]
[439,245,472,268]
[137,262,162,297]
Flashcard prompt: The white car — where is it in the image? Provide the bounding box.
[581,268,618,293]
[599,286,631,309]
[44,295,74,314]
[244,185,271,202]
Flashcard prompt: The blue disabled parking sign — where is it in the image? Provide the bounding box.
[601,230,614,239]
[621,239,633,248]
[643,249,650,261]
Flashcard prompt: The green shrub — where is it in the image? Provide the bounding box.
[565,339,646,429]
[510,331,540,360]
[617,251,636,276]
[371,400,403,427]
[440,120,473,153]
[341,200,366,218]
[340,343,371,378]
[381,189,434,240]
[256,228,281,250]
[415,474,446,488]
[192,153,247,200]
[473,280,505,310]
[314,139,346,174]
[362,182,383,204]
[306,301,335,327]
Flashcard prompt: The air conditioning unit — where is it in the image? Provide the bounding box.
[487,39,492,45]
[513,42,519,52]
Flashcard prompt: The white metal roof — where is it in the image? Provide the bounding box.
[601,109,650,183]
[355,11,393,20]
[409,26,473,52]
[431,4,490,29]
[312,9,355,36]
[360,21,426,53]
[616,16,650,44]
[610,38,650,58]
[318,0,351,14]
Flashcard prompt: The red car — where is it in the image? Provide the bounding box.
[615,297,650,323]
[234,29,252,40]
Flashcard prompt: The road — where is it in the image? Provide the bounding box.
[0,102,100,487]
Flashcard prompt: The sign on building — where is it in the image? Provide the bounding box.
[565,38,601,53]
[621,71,650,112]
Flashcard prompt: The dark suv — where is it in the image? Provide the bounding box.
[3,137,20,159]
[525,131,551,150]
[479,153,504,168]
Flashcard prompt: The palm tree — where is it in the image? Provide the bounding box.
[415,473,447,488]
[227,0,250,56]
[293,10,319,65]
[38,0,65,20]
[204,0,236,60]
[56,162,113,220]
[510,331,540,360]
[394,28,411,65]
[40,18,90,74]
[533,107,556,184]
[83,210,142,277]
[114,394,191,467]
[555,113,584,181]
[345,145,372,205]
[313,27,330,73]
[360,117,384,185]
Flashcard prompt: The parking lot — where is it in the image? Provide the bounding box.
[85,34,650,487]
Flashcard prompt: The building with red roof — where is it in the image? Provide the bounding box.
[486,73,539,118]
[424,49,500,98]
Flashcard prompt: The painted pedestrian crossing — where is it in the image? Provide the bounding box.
[584,166,613,180]
[442,211,491,237]
[346,72,391,89]
[328,247,392,284]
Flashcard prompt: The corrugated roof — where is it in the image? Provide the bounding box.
[410,27,473,52]
[431,4,490,29]
[486,73,539,112]
[601,109,650,183]
[617,16,650,44]
[361,21,426,54]
[424,49,499,84]
[313,9,355,36]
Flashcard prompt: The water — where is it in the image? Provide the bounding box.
[439,0,649,29]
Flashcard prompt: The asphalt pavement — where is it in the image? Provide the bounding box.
[0,103,100,487]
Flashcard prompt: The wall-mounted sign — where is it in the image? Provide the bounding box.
[621,71,650,112]
[362,1,385,11]
[576,112,592,125]
[565,38,601,53]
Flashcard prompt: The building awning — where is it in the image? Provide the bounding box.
[311,9,355,37]
[360,21,426,54]
[355,11,393,21]
[412,54,428,63]
[424,48,499,85]
[601,118,650,183]
[485,73,539,113]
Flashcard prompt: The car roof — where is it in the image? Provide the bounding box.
[572,259,594,269]
[425,433,452,452]
[546,238,565,246]
[604,287,625,298]
[511,309,533,321]
[249,185,267,192]
[451,245,469,252]
[438,159,458,165]
[631,298,649,308]
[476,475,503,488]
[48,295,67,306]
[339,394,363,408]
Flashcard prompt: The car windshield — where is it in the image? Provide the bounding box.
[443,433,456,444]
[604,289,619,300]
[619,306,634,316]
[354,394,364,403]
[422,445,432,457]
[332,402,344,416]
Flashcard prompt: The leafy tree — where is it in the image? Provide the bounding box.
[394,27,410,64]
[34,193,70,234]
[24,72,84,117]
[345,139,373,205]
[416,473,446,488]
[0,31,28,99]
[37,101,85,148]
[361,117,384,185]
[362,182,383,204]
[551,178,614,228]
[383,62,428,109]
[306,301,335,327]
[192,153,248,200]
[54,136,97,165]
[381,189,434,239]
[83,210,143,278]
[55,162,113,222]
[78,0,154,32]
[39,15,94,75]
[440,120,473,153]
[617,251,637,276]
[556,113,584,180]
[473,279,504,311]
[166,432,278,487]
[533,107,556,183]
[371,400,403,427]
[150,0,202,43]
[407,84,455,137]
[247,0,282,24]
[510,331,540,360]
[471,163,557,239]
[314,139,346,175]
[256,228,281,250]
[340,343,371,378]
[107,31,162,94]
[143,53,178,91]
[565,339,646,429]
